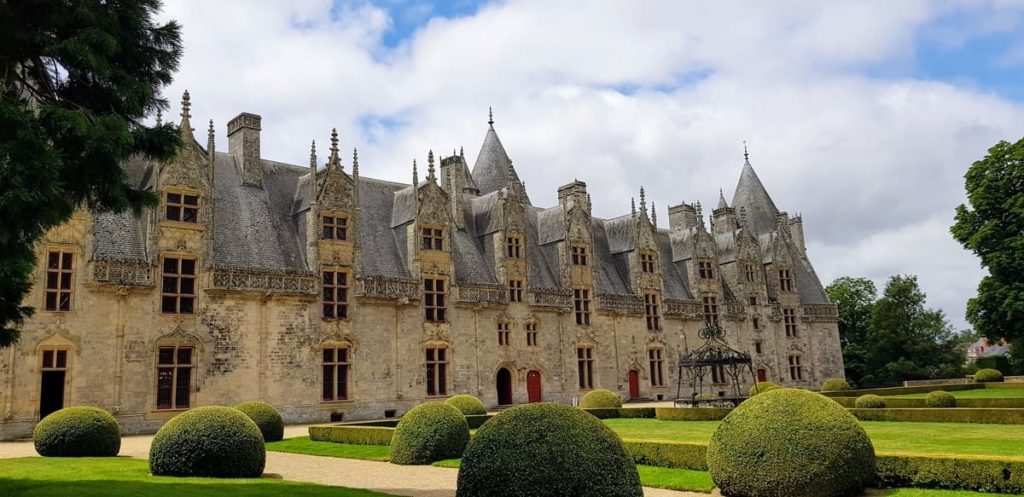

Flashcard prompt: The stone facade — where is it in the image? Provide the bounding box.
[0,94,843,439]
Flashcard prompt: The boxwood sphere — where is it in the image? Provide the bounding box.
[925,390,956,408]
[456,403,642,497]
[708,389,876,497]
[821,378,852,392]
[749,381,779,396]
[580,388,622,408]
[390,402,469,465]
[235,401,285,442]
[855,394,887,409]
[33,406,121,457]
[445,395,487,416]
[149,406,266,477]
[974,368,1004,383]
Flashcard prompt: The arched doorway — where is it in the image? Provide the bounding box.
[497,368,513,405]
[527,370,542,403]
[757,369,767,382]
[628,370,640,399]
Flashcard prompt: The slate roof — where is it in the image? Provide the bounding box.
[732,158,779,235]
[470,123,530,204]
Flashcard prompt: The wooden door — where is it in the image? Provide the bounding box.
[497,368,513,405]
[628,370,640,399]
[757,369,767,382]
[527,370,542,403]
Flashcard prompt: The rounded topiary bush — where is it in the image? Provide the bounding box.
[235,401,285,442]
[749,381,779,396]
[926,390,957,408]
[446,395,487,416]
[855,394,887,409]
[974,368,1004,383]
[456,402,641,497]
[390,402,469,465]
[149,406,266,477]
[707,389,875,497]
[33,406,121,457]
[579,388,622,408]
[820,378,852,392]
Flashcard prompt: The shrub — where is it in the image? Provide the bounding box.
[876,454,1024,494]
[149,406,265,477]
[748,381,779,396]
[456,402,642,497]
[974,368,1004,383]
[707,389,876,497]
[235,401,284,442]
[855,394,887,409]
[309,425,395,445]
[655,408,733,421]
[580,388,622,408]
[821,378,852,392]
[33,406,121,457]
[851,408,1024,425]
[624,440,709,471]
[446,395,487,416]
[390,402,469,465]
[695,392,718,399]
[925,391,957,408]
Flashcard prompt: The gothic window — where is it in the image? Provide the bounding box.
[506,234,523,259]
[778,268,794,292]
[525,321,538,347]
[508,278,524,303]
[640,251,658,274]
[702,296,719,325]
[754,341,763,354]
[322,270,349,319]
[425,347,448,396]
[421,227,444,251]
[573,287,591,326]
[322,346,350,401]
[748,295,757,306]
[321,213,348,240]
[711,364,726,384]
[644,292,661,331]
[789,355,803,381]
[577,347,594,389]
[698,260,715,280]
[165,191,199,223]
[570,244,589,266]
[744,263,757,283]
[44,251,73,312]
[648,348,665,387]
[752,316,760,330]
[498,320,511,346]
[161,257,196,314]
[784,308,799,337]
[156,346,193,410]
[424,277,447,322]
[41,349,68,370]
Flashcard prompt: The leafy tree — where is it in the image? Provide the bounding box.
[0,0,182,346]
[951,136,1024,366]
[861,275,965,386]
[825,277,877,386]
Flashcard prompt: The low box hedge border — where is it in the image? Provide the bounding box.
[308,425,396,446]
[583,407,656,419]
[832,397,1024,409]
[624,440,709,471]
[850,408,1024,425]
[876,454,1024,494]
[654,408,733,421]
[819,383,984,397]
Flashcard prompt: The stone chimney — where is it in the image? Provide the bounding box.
[557,180,590,214]
[789,214,805,253]
[227,112,262,187]
[668,203,700,231]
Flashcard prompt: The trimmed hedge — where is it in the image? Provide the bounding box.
[925,391,956,408]
[446,395,487,416]
[821,378,852,392]
[584,407,657,419]
[655,408,733,421]
[390,402,469,465]
[819,383,982,397]
[149,406,265,477]
[876,454,1024,494]
[855,394,887,409]
[33,406,121,457]
[831,396,1024,409]
[749,381,779,396]
[851,407,1024,425]
[579,389,622,408]
[707,389,876,497]
[309,424,396,445]
[974,368,1004,383]
[235,401,284,442]
[456,402,642,497]
[623,440,708,471]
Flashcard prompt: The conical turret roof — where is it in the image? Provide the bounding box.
[731,156,779,234]
[471,113,526,201]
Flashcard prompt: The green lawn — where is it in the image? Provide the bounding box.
[602,419,1024,458]
[266,437,390,461]
[0,457,397,497]
[891,388,1024,399]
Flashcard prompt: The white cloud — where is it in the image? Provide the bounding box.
[158,0,1024,328]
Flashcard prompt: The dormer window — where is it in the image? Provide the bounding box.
[570,244,589,266]
[640,251,658,274]
[779,269,794,292]
[322,214,348,241]
[506,234,523,259]
[421,227,444,251]
[744,263,757,282]
[165,191,199,223]
[698,260,715,280]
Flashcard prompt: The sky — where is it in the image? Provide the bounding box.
[158,0,1024,330]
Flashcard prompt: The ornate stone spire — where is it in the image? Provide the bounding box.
[155,108,162,126]
[427,150,436,182]
[309,140,317,172]
[506,160,516,186]
[329,128,342,171]
[488,106,494,127]
[352,148,359,177]
[631,197,637,217]
[207,119,215,156]
[651,201,658,228]
[178,90,192,139]
[718,188,728,209]
[639,186,648,217]
[412,158,419,186]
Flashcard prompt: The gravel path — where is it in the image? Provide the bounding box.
[0,424,706,497]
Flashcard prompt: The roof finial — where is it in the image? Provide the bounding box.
[631,197,637,217]
[640,186,648,216]
[180,90,191,120]
[651,201,658,228]
[309,140,317,170]
[207,119,215,154]
[459,146,464,157]
[743,140,749,164]
[155,108,163,126]
[412,158,419,185]
[718,188,728,209]
[352,148,359,176]
[427,150,436,182]
[330,128,339,154]
[488,106,494,126]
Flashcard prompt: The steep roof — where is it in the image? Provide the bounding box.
[731,158,779,234]
[470,122,529,203]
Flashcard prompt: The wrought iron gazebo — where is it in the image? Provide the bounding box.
[675,324,758,407]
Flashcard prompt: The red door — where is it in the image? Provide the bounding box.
[757,369,767,382]
[628,370,640,399]
[527,370,542,403]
